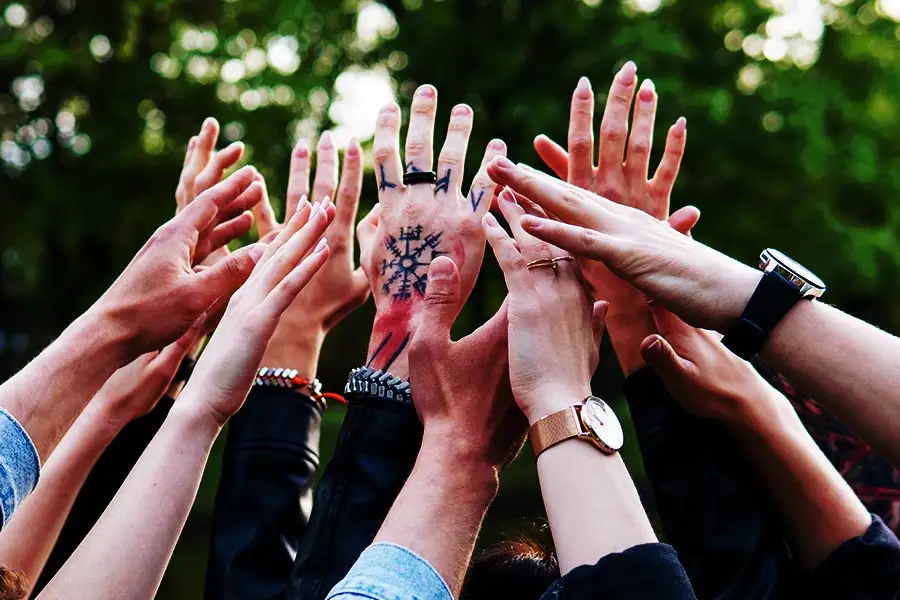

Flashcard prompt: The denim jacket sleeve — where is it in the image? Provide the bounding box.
[623,367,793,600]
[0,408,40,527]
[204,387,323,600]
[805,514,900,599]
[540,543,697,600]
[326,543,451,600]
[285,394,422,600]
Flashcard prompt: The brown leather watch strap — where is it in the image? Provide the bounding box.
[529,406,584,456]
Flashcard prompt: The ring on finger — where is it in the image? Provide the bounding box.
[525,255,574,272]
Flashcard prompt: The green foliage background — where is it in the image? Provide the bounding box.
[2,0,900,597]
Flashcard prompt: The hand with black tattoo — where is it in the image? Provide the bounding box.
[362,85,506,379]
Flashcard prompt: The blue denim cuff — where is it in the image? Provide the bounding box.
[0,409,40,527]
[327,542,452,600]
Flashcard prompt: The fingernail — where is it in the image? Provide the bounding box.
[294,138,309,158]
[673,116,687,137]
[347,137,359,156]
[452,104,471,116]
[429,256,455,279]
[499,188,515,203]
[489,138,506,151]
[576,76,592,95]
[188,137,197,151]
[382,102,400,113]
[520,215,540,230]
[618,61,637,84]
[416,85,436,98]
[649,338,662,352]
[483,213,499,228]
[639,79,655,102]
[203,117,216,131]
[319,131,333,148]
[314,238,328,253]
[310,201,321,216]
[492,156,514,171]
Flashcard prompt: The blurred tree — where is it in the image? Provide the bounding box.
[3,0,900,597]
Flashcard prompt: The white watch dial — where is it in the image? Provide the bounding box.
[581,397,624,452]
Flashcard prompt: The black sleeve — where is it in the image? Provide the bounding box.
[204,387,323,600]
[623,367,795,600]
[540,543,697,600]
[805,515,900,599]
[284,394,422,600]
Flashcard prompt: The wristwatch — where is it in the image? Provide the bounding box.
[722,248,825,360]
[528,396,623,457]
[344,366,413,405]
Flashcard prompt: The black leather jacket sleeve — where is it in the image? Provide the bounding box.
[623,367,793,600]
[285,394,422,600]
[204,386,323,600]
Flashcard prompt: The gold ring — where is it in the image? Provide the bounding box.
[525,256,574,272]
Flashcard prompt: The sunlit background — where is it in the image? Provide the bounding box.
[3,0,900,597]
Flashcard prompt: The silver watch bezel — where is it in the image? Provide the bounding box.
[759,248,825,299]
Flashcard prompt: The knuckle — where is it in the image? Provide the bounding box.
[629,139,651,157]
[412,101,436,116]
[600,123,627,144]
[447,118,471,134]
[580,227,599,248]
[405,138,429,156]
[373,145,396,163]
[376,113,398,129]
[567,133,593,154]
[438,150,463,168]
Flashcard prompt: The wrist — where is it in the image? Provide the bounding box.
[418,429,500,499]
[366,306,418,381]
[165,397,225,445]
[714,266,764,332]
[76,304,135,367]
[261,327,325,379]
[517,382,593,425]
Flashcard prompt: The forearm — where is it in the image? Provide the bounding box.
[0,405,123,587]
[762,300,900,468]
[37,405,220,600]
[0,309,130,460]
[372,437,498,598]
[729,386,871,569]
[536,439,656,574]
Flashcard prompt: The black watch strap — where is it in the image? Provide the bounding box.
[721,271,802,359]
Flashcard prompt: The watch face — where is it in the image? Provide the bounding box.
[763,248,826,291]
[580,397,624,452]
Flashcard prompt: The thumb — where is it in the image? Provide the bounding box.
[417,257,462,344]
[668,205,700,237]
[640,334,691,385]
[196,242,266,299]
[590,301,609,352]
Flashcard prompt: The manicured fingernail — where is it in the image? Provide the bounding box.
[492,156,514,171]
[499,188,515,203]
[314,237,328,253]
[416,85,436,98]
[489,138,506,151]
[452,104,471,116]
[639,79,655,102]
[618,61,637,84]
[310,201,321,216]
[319,131,333,148]
[483,213,499,228]
[673,116,687,137]
[576,76,592,95]
[429,256,455,279]
[294,138,309,158]
[648,338,662,352]
[520,215,540,230]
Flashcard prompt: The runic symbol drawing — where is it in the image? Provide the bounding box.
[380,226,446,300]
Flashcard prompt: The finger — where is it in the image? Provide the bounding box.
[286,138,311,220]
[183,118,220,201]
[640,334,693,387]
[591,301,609,352]
[497,188,548,257]
[335,137,364,234]
[265,240,331,314]
[260,201,312,265]
[175,137,199,211]
[356,203,381,257]
[508,189,548,218]
[567,76,596,188]
[183,137,197,168]
[312,131,339,205]
[194,141,245,197]
[482,212,526,284]
[251,177,278,237]
[196,243,266,301]
[404,85,438,173]
[373,102,403,200]
[533,134,569,181]
[488,157,600,226]
[260,201,334,289]
[668,205,700,236]
[195,165,258,211]
[597,61,637,179]
[649,117,687,209]
[203,212,254,257]
[623,79,657,203]
[413,256,462,349]
[435,104,473,197]
[519,216,617,264]
[211,178,265,227]
[323,267,372,331]
[466,139,507,218]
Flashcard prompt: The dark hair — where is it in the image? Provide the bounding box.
[0,565,28,600]
[462,535,560,600]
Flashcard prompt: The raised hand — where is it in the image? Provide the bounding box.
[253,132,370,375]
[364,86,506,379]
[96,166,266,359]
[486,158,760,331]
[179,200,335,425]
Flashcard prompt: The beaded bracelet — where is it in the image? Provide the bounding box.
[253,367,345,411]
